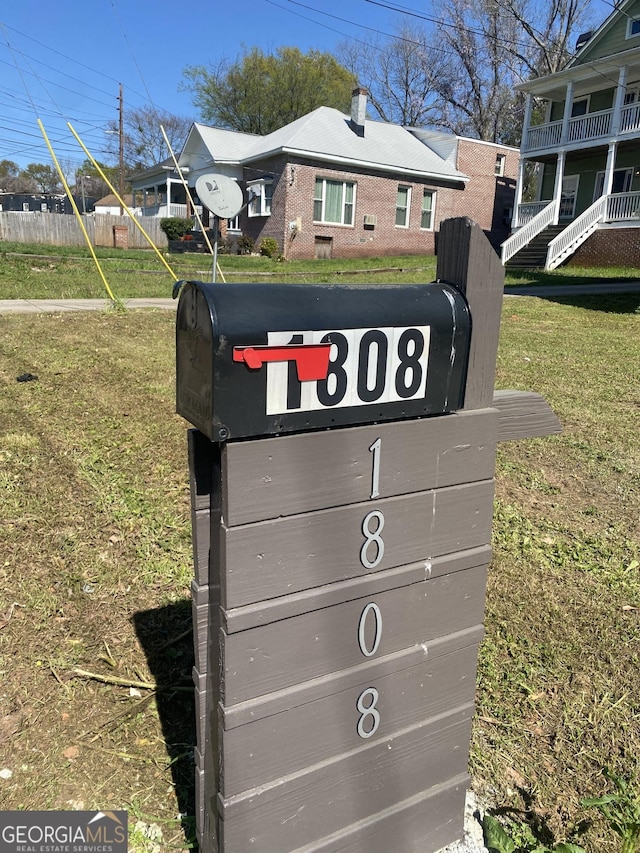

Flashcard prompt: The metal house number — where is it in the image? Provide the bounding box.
[356,439,385,739]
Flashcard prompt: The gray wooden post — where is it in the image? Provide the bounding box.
[183,218,561,853]
[437,216,504,410]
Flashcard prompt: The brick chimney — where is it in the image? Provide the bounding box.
[350,87,367,136]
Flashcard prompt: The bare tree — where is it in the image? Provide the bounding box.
[337,23,450,126]
[424,0,527,143]
[105,105,193,171]
[496,0,591,77]
[339,0,591,145]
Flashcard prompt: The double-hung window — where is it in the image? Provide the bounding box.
[248,179,273,217]
[421,190,435,230]
[314,178,355,225]
[395,185,411,227]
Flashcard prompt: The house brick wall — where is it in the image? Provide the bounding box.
[238,141,517,260]
[568,226,640,266]
[450,139,519,249]
[281,160,459,260]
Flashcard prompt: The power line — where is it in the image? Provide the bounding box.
[276,0,624,95]
[266,0,469,59]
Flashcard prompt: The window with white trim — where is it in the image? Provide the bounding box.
[627,17,640,38]
[593,168,632,200]
[421,190,435,230]
[247,179,273,217]
[395,185,411,227]
[227,215,240,232]
[571,96,589,117]
[624,85,640,105]
[495,154,506,176]
[313,178,355,225]
[22,202,30,211]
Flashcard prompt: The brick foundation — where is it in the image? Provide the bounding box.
[568,226,640,267]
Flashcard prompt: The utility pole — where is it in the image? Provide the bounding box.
[118,83,125,215]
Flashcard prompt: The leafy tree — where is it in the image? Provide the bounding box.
[20,163,62,193]
[0,159,19,180]
[183,46,356,134]
[73,158,120,198]
[105,106,192,171]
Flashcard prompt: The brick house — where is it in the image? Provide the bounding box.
[173,89,517,260]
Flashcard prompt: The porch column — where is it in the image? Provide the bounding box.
[143,188,147,216]
[603,142,617,196]
[521,93,534,152]
[512,158,527,228]
[611,65,628,135]
[552,150,566,223]
[166,174,172,217]
[186,181,193,218]
[560,81,575,144]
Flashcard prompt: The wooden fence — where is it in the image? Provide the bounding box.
[0,212,168,250]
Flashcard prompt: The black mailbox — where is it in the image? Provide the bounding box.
[176,281,471,441]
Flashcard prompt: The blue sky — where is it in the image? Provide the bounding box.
[0,0,612,174]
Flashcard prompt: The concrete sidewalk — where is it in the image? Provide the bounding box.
[0,298,176,314]
[2,281,639,315]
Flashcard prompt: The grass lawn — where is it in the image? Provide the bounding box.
[2,241,640,299]
[0,276,638,849]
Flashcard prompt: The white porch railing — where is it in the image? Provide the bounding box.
[501,200,557,265]
[525,121,562,151]
[545,196,607,270]
[523,103,640,153]
[606,190,640,220]
[620,102,640,134]
[169,203,203,218]
[567,108,612,142]
[517,202,548,226]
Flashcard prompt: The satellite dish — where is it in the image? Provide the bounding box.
[196,173,243,218]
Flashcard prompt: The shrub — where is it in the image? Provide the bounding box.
[259,237,281,259]
[159,217,194,241]
[237,234,255,255]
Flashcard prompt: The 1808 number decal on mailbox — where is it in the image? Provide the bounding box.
[266,326,431,415]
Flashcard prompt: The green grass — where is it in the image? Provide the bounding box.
[505,265,640,287]
[0,284,638,850]
[2,241,639,298]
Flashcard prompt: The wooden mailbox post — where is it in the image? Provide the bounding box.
[176,218,561,853]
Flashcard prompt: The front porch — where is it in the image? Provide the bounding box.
[138,202,204,219]
[503,191,640,268]
[522,101,640,154]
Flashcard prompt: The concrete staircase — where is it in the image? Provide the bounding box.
[505,225,565,269]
